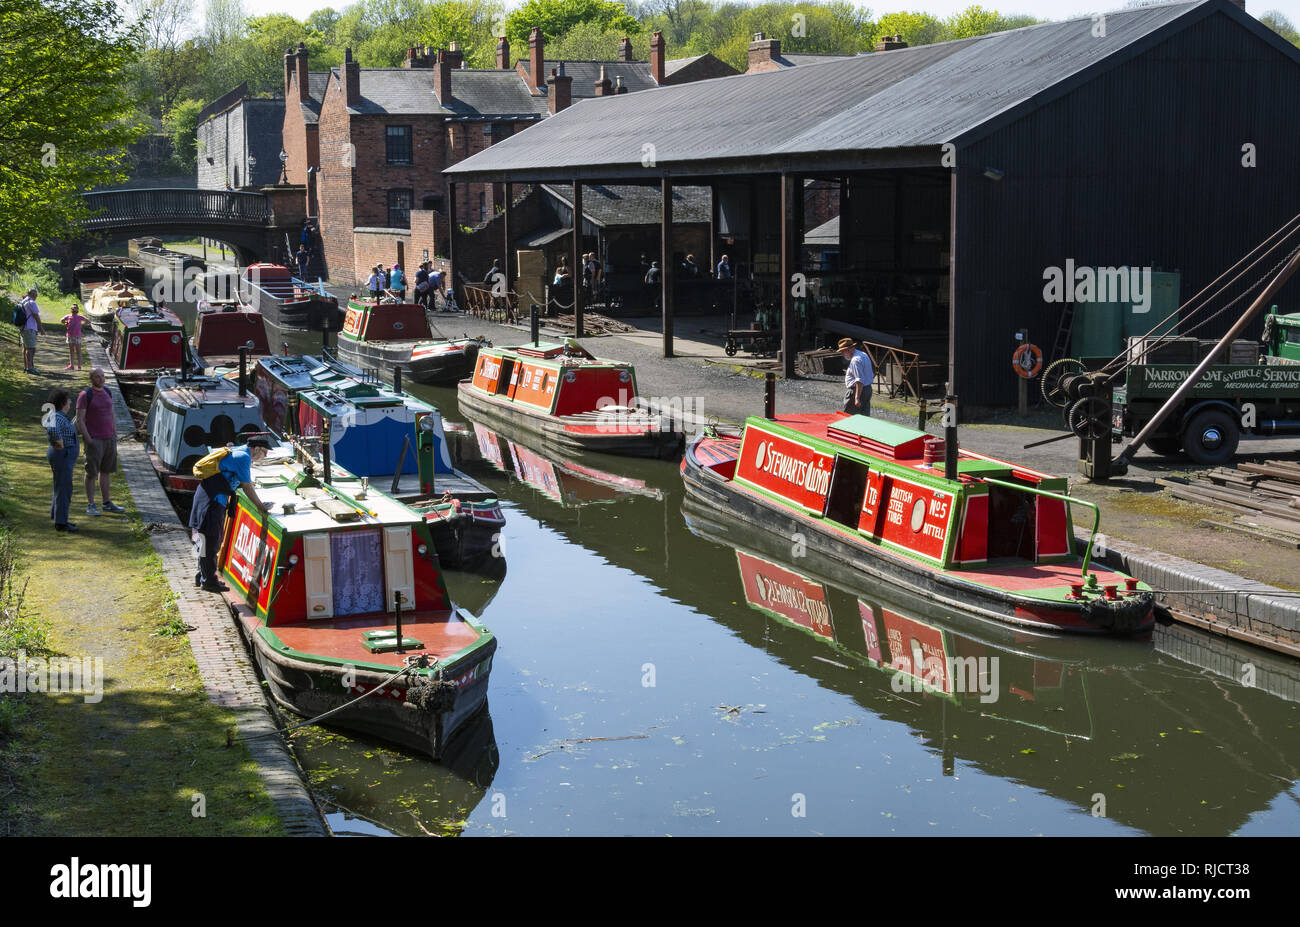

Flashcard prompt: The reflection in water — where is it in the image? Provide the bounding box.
[212,319,1300,835]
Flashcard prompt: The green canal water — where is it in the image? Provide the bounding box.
[255,320,1300,835]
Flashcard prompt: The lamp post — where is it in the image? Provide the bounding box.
[278,148,289,185]
[246,153,256,189]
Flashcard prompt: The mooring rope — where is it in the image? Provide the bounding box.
[236,663,417,743]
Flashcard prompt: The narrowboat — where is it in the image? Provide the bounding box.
[457,341,684,459]
[142,373,263,495]
[240,263,339,331]
[191,302,271,370]
[107,304,191,389]
[216,454,497,760]
[252,353,369,437]
[73,255,146,301]
[336,298,486,385]
[84,281,151,339]
[681,413,1155,634]
[292,380,505,569]
[462,421,665,506]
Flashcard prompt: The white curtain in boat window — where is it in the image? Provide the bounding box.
[331,529,384,616]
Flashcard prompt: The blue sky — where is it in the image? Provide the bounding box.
[238,1,1300,27]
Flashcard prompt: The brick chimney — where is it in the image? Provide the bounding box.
[875,34,908,51]
[446,41,464,70]
[651,31,665,84]
[344,47,360,107]
[284,46,295,98]
[594,65,613,96]
[547,63,572,114]
[528,27,544,93]
[295,42,310,101]
[619,37,634,62]
[434,49,453,103]
[497,35,510,69]
[748,32,780,71]
[615,74,627,95]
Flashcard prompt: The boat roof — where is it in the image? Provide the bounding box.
[489,341,625,367]
[117,305,182,327]
[247,456,422,532]
[761,413,1056,484]
[155,375,260,409]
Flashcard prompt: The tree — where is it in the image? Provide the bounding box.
[551,20,650,60]
[163,99,204,174]
[504,0,640,46]
[944,5,1004,39]
[0,0,147,272]
[871,11,943,48]
[123,0,206,118]
[1260,11,1300,46]
[241,14,339,94]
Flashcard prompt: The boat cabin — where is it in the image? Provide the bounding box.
[144,374,262,487]
[193,305,270,364]
[468,342,638,416]
[220,460,450,625]
[342,299,429,343]
[253,354,369,436]
[110,305,186,371]
[733,413,1074,571]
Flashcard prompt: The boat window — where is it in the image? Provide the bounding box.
[331,529,385,616]
[495,358,514,395]
[825,456,870,527]
[986,481,1036,560]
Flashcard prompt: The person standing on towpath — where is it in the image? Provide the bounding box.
[45,388,79,532]
[76,368,126,517]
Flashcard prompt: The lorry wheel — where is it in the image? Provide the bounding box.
[1147,436,1183,456]
[1181,409,1239,465]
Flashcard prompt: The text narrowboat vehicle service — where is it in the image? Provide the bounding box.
[681,412,1155,634]
[337,297,486,385]
[457,341,684,459]
[143,373,263,496]
[216,454,496,759]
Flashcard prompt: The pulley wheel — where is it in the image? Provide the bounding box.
[1068,397,1110,441]
[1041,358,1084,408]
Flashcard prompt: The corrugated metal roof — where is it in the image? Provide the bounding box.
[448,1,1236,179]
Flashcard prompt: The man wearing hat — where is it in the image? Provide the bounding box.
[838,338,874,417]
[188,435,274,593]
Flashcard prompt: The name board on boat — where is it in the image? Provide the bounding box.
[736,426,835,515]
[472,355,502,392]
[736,551,833,639]
[225,507,281,611]
[342,306,366,337]
[860,474,954,564]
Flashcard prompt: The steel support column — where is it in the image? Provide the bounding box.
[780,172,798,378]
[662,176,675,358]
[573,180,584,338]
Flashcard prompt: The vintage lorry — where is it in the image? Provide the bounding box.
[1109,308,1300,464]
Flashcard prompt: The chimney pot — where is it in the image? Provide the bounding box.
[595,64,612,96]
[547,62,572,114]
[619,36,634,62]
[497,35,510,70]
[435,49,453,102]
[296,42,310,101]
[528,27,545,94]
[344,47,360,106]
[874,34,909,51]
[748,32,780,71]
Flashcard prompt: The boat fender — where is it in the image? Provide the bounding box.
[406,676,457,712]
[1078,591,1153,633]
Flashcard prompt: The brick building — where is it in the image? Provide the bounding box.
[311,29,735,284]
[744,33,857,73]
[195,84,287,189]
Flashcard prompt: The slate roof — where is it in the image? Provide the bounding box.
[299,71,330,124]
[541,183,711,226]
[448,1,1288,180]
[325,66,549,118]
[804,215,839,244]
[520,60,658,97]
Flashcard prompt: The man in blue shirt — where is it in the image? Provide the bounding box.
[188,436,273,593]
[838,337,874,417]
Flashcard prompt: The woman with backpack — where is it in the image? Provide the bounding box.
[45,388,79,532]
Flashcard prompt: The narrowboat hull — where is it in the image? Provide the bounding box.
[681,434,1154,635]
[107,306,189,392]
[240,263,340,331]
[337,337,480,385]
[143,373,264,496]
[457,381,683,459]
[413,497,505,568]
[234,607,495,760]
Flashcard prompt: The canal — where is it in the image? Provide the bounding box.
[151,294,1300,836]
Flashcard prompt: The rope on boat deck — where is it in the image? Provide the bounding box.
[235,663,418,743]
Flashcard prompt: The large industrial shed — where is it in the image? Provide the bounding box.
[446,0,1300,406]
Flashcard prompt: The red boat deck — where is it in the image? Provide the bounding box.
[240,608,480,669]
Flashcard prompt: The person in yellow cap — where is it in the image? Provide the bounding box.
[838,337,874,416]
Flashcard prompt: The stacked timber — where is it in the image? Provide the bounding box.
[1158,460,1300,547]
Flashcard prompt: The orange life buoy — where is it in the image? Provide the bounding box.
[1012,343,1042,379]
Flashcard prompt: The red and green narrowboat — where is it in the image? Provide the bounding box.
[457,341,684,459]
[681,412,1155,634]
[217,455,496,759]
[107,304,189,388]
[337,298,486,385]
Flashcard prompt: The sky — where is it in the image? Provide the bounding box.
[228,0,1300,26]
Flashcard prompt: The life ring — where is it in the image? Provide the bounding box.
[1012,343,1042,379]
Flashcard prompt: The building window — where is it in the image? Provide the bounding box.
[386,125,413,164]
[479,191,487,223]
[388,188,413,229]
[490,122,514,144]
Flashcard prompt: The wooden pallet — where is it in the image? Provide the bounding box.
[1160,459,1300,545]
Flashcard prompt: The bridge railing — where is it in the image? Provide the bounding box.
[81,188,271,228]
